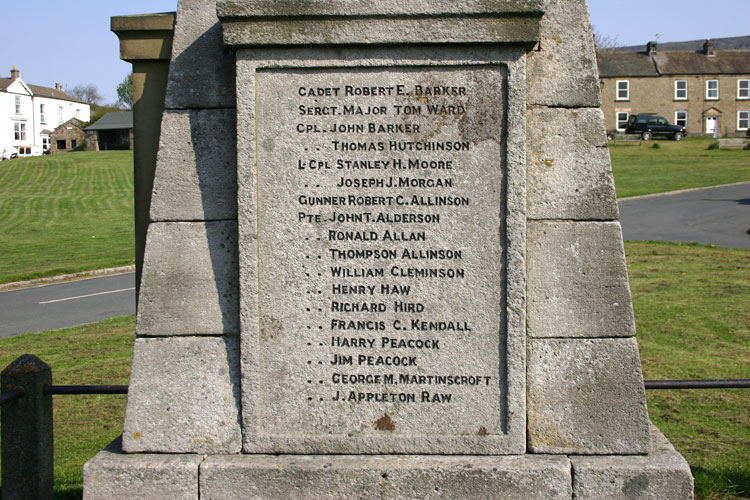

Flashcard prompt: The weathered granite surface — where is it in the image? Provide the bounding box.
[571,426,694,500]
[526,107,618,220]
[122,336,242,453]
[526,0,601,107]
[83,438,203,500]
[200,454,572,500]
[137,220,238,336]
[150,109,237,222]
[527,338,650,454]
[527,221,635,338]
[165,0,234,109]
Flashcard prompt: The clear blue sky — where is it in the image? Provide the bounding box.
[1,1,748,104]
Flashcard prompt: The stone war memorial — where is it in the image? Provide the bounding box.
[85,0,695,498]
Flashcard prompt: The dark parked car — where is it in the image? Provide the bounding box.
[626,114,687,141]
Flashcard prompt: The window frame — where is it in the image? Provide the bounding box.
[675,110,688,128]
[13,122,27,141]
[58,106,64,125]
[616,80,630,101]
[738,110,750,131]
[15,96,21,114]
[40,104,46,124]
[738,79,750,100]
[675,80,688,100]
[616,111,630,131]
[706,79,719,100]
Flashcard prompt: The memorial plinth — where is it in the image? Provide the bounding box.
[85,0,694,498]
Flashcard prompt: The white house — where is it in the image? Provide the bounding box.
[1,66,91,158]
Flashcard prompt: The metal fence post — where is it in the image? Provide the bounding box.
[1,354,54,500]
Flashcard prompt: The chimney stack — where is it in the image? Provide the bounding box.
[704,39,715,56]
[646,41,657,55]
[10,66,20,81]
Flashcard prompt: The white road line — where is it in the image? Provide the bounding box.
[39,287,135,304]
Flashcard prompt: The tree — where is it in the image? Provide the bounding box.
[592,26,620,52]
[68,84,103,105]
[116,73,134,109]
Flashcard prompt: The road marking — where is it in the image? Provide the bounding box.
[39,287,135,304]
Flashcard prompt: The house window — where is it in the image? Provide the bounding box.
[57,140,67,150]
[706,79,719,100]
[675,80,688,100]
[15,96,21,114]
[616,80,629,101]
[675,111,688,128]
[42,137,50,150]
[76,109,81,119]
[739,79,750,100]
[616,112,629,131]
[71,139,77,149]
[58,106,64,125]
[739,111,750,130]
[40,104,46,124]
[13,122,26,141]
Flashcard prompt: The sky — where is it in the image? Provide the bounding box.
[0,1,748,105]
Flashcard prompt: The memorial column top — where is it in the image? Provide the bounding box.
[216,0,544,47]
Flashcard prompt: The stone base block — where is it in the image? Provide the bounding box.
[571,426,694,500]
[83,437,202,500]
[85,426,693,500]
[200,454,572,500]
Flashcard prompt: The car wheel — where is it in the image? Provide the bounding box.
[642,131,652,141]
[673,132,684,141]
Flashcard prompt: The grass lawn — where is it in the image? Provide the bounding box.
[626,242,750,500]
[610,137,750,198]
[0,151,134,284]
[0,243,747,499]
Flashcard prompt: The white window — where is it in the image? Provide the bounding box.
[15,96,21,114]
[40,104,46,124]
[14,122,26,141]
[675,80,688,100]
[675,111,688,128]
[616,112,629,131]
[76,108,81,119]
[706,79,719,100]
[739,79,750,100]
[739,111,750,130]
[58,106,64,125]
[616,80,629,100]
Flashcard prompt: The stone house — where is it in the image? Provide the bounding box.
[49,118,86,153]
[598,39,750,137]
[84,111,134,151]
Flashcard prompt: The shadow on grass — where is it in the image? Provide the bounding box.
[693,466,749,500]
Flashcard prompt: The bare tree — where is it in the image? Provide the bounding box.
[592,26,620,52]
[68,84,103,105]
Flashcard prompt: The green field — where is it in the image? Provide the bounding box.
[0,151,134,284]
[610,137,750,198]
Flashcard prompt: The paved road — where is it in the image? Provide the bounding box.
[618,183,750,249]
[0,273,135,338]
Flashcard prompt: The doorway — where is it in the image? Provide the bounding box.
[705,116,718,136]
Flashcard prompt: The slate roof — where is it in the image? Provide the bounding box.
[84,111,133,131]
[597,50,750,78]
[596,51,658,77]
[0,78,87,104]
[617,36,750,53]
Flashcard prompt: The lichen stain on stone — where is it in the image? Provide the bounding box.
[24,365,35,373]
[133,432,142,440]
[477,426,489,436]
[544,159,554,167]
[623,474,650,498]
[374,413,396,431]
[260,315,283,341]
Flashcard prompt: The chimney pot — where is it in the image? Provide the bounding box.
[10,65,20,81]
[704,39,715,56]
